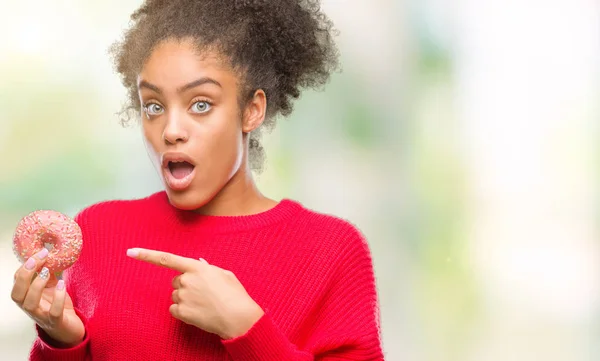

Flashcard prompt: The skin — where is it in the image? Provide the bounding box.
[11,248,85,346]
[11,38,281,346]
[140,39,277,216]
[126,248,264,339]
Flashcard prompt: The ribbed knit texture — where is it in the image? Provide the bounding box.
[29,191,384,361]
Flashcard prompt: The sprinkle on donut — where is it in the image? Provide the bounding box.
[13,210,83,273]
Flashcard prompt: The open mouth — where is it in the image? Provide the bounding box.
[168,161,195,180]
[161,153,197,191]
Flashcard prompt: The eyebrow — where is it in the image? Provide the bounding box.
[138,77,222,94]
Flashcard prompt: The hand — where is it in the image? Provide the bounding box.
[127,248,264,339]
[11,249,85,347]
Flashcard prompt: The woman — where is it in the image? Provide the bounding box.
[11,0,384,359]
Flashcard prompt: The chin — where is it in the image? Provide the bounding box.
[165,187,213,211]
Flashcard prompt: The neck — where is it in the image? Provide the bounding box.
[193,162,276,217]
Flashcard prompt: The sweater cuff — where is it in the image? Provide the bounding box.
[32,308,90,361]
[221,312,301,360]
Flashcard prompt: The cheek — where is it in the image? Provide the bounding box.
[203,111,244,167]
[142,122,162,157]
[217,119,243,152]
[213,105,243,143]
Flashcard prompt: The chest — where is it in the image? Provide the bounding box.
[73,224,335,357]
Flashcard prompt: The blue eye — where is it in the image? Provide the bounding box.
[143,103,164,117]
[191,101,211,114]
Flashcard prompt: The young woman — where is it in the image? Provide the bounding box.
[11,0,384,359]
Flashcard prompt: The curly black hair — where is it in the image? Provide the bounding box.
[109,0,340,171]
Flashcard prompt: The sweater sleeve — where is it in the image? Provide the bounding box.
[28,210,92,361]
[221,226,385,361]
[29,308,91,361]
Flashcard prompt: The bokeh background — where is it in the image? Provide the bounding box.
[1,0,598,360]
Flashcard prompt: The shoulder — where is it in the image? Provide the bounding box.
[286,199,373,259]
[74,192,160,227]
[286,201,377,291]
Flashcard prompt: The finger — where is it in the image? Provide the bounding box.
[11,249,50,305]
[46,273,59,288]
[169,303,190,323]
[22,266,51,313]
[48,280,66,328]
[169,303,181,319]
[127,248,198,273]
[171,289,180,304]
[172,275,181,289]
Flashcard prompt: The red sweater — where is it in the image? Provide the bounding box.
[29,191,384,360]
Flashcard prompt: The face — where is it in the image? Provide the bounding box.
[137,39,265,211]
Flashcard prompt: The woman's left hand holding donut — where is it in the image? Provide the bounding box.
[126,248,264,339]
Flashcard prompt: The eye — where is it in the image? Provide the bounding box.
[191,101,211,114]
[143,103,164,117]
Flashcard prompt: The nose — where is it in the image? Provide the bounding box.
[162,112,189,145]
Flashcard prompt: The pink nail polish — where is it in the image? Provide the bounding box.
[24,257,36,270]
[126,249,139,258]
[57,280,65,291]
[37,248,49,260]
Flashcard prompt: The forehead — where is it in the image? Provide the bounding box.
[138,39,235,89]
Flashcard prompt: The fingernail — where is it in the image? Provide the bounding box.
[24,257,36,270]
[126,248,139,258]
[39,267,49,280]
[36,248,49,260]
[57,280,65,291]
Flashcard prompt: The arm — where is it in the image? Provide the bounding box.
[221,227,385,361]
[128,225,385,360]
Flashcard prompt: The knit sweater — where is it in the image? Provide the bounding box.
[29,191,384,360]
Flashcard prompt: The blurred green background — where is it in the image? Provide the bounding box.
[1,0,598,360]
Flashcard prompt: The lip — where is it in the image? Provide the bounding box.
[161,152,196,191]
[161,152,196,169]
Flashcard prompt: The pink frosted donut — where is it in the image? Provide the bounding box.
[13,210,83,273]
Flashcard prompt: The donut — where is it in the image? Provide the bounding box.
[13,210,83,273]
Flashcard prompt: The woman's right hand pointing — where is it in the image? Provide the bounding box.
[11,248,85,347]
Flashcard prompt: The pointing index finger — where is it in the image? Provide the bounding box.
[127,248,197,273]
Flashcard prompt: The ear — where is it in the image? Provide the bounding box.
[242,89,267,133]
